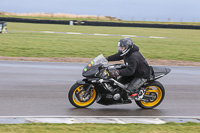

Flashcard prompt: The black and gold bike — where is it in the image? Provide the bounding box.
[68,54,171,109]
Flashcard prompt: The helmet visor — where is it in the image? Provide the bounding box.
[118,46,126,52]
[118,42,126,52]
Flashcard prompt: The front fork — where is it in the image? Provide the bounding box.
[83,84,93,97]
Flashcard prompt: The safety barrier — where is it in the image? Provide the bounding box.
[0,17,200,30]
[82,21,200,30]
[0,17,75,25]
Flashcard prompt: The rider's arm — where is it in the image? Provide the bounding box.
[119,55,139,77]
[106,53,123,61]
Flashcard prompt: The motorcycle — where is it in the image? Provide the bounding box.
[68,54,171,109]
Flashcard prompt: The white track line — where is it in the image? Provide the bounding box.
[10,30,169,39]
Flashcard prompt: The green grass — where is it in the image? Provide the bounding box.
[0,122,200,133]
[1,22,200,62]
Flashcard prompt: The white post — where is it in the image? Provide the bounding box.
[69,21,73,25]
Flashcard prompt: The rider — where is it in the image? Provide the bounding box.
[106,38,151,98]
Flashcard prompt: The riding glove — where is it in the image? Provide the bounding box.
[109,69,120,79]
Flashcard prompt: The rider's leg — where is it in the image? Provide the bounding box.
[127,77,147,96]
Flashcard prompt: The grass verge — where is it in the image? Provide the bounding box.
[0,122,200,133]
[1,22,200,62]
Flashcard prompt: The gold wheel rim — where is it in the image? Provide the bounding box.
[141,86,162,107]
[72,85,96,107]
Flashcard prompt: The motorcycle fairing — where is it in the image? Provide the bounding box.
[82,64,103,77]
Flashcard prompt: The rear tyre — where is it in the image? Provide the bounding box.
[135,81,165,109]
[68,83,97,108]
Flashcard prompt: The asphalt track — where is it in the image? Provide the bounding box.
[0,61,200,116]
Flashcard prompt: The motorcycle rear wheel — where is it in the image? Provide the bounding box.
[135,81,165,109]
[68,83,97,108]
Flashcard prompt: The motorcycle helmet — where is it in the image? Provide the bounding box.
[118,38,134,56]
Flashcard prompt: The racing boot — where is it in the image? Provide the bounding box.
[129,89,139,98]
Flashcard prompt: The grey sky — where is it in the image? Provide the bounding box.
[1,0,199,22]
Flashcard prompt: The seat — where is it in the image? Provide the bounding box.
[150,66,171,80]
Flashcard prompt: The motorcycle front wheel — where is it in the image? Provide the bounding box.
[68,83,97,108]
[135,81,165,109]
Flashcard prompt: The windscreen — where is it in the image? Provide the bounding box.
[83,54,108,72]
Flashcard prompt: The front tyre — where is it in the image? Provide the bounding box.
[68,83,97,108]
[135,81,165,109]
